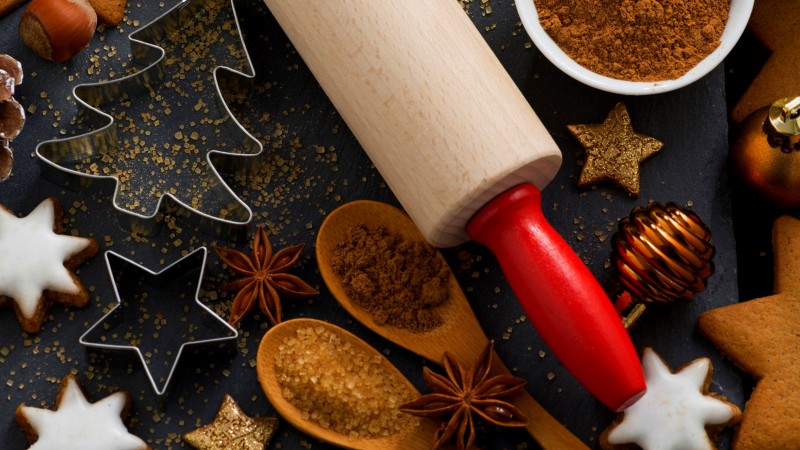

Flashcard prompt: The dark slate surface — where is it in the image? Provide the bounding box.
[0,1,752,448]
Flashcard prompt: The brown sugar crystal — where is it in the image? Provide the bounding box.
[331,224,450,332]
[534,0,730,82]
[273,325,416,439]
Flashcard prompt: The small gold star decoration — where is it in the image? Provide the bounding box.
[568,102,663,196]
[698,215,800,450]
[183,394,278,450]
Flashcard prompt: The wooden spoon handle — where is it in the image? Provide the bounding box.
[489,351,589,450]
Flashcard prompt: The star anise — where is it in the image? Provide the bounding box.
[214,226,318,326]
[399,341,528,449]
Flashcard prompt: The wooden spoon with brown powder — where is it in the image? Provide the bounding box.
[316,200,589,450]
[256,318,438,450]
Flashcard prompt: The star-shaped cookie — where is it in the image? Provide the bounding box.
[699,215,800,450]
[568,103,663,196]
[601,347,740,450]
[14,374,148,450]
[731,0,800,124]
[183,394,278,450]
[0,197,98,333]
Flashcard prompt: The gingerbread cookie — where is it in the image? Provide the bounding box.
[731,0,800,124]
[15,374,149,450]
[0,197,98,333]
[601,347,740,450]
[699,215,800,450]
[88,0,126,26]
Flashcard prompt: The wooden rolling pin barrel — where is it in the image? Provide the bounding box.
[263,0,645,411]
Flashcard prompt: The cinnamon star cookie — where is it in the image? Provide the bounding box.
[15,374,148,450]
[0,197,98,333]
[699,215,800,450]
[601,347,740,450]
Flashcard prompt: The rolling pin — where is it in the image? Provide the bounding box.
[262,0,645,412]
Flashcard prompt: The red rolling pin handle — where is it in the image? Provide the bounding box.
[466,184,645,412]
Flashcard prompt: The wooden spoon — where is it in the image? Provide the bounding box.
[256,318,439,450]
[316,200,589,450]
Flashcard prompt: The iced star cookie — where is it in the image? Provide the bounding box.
[600,348,740,450]
[15,374,149,450]
[0,197,98,332]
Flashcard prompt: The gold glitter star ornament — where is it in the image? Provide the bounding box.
[568,103,663,196]
[183,394,278,450]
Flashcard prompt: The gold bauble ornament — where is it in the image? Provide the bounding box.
[611,202,715,328]
[730,96,800,209]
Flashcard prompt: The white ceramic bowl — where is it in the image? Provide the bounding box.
[515,0,754,95]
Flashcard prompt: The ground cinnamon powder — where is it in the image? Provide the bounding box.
[533,0,730,82]
[331,224,450,332]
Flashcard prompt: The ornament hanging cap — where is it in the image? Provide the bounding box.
[767,97,800,150]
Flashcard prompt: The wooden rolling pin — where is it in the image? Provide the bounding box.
[262,0,645,413]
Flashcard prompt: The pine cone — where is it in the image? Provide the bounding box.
[0,54,24,181]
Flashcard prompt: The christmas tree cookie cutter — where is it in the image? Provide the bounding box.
[35,0,261,242]
[79,247,238,398]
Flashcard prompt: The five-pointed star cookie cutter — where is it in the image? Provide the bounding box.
[79,247,238,398]
[35,0,260,242]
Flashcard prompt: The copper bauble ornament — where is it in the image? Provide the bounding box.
[612,202,715,327]
[730,96,800,209]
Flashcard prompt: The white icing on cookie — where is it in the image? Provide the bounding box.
[0,198,92,319]
[607,347,737,450]
[19,377,147,450]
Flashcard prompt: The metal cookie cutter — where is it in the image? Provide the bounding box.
[79,247,238,397]
[36,0,261,241]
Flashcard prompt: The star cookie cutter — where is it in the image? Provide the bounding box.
[35,0,261,242]
[79,247,238,398]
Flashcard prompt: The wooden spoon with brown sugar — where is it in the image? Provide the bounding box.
[256,318,438,450]
[316,200,589,450]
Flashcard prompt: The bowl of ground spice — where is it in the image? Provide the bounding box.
[517,0,753,95]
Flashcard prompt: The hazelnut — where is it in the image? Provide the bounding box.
[19,0,98,62]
